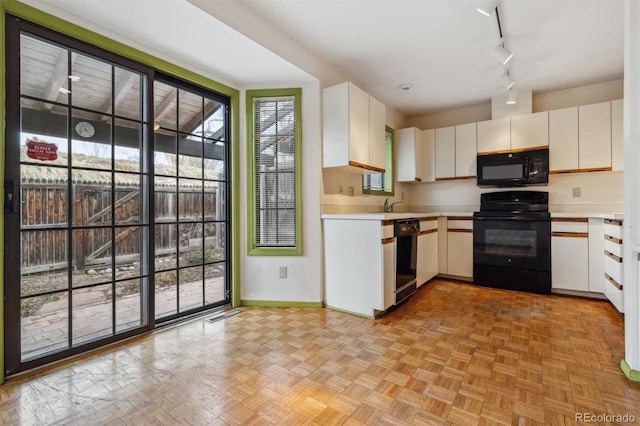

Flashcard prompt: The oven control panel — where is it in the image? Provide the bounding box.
[394,219,420,236]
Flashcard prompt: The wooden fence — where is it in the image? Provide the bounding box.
[20,180,221,274]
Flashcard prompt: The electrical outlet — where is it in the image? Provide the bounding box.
[348,186,354,196]
[279,266,287,279]
[572,187,581,198]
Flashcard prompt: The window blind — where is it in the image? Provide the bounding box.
[253,95,297,247]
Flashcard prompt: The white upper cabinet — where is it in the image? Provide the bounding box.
[550,100,620,172]
[510,111,549,150]
[422,129,436,183]
[549,106,579,172]
[454,122,477,178]
[435,126,456,179]
[322,82,386,173]
[395,127,424,182]
[578,101,611,170]
[477,117,510,153]
[611,98,623,171]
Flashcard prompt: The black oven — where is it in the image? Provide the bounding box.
[477,148,549,187]
[395,219,419,304]
[473,191,551,294]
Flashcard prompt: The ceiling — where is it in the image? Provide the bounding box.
[21,0,623,117]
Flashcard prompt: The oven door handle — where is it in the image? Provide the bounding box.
[474,215,547,222]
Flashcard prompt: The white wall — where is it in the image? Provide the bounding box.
[409,80,624,131]
[623,0,640,376]
[407,103,491,130]
[534,79,623,112]
[406,171,623,213]
[240,82,323,302]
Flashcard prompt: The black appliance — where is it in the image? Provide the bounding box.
[473,191,551,294]
[394,219,419,304]
[477,148,549,187]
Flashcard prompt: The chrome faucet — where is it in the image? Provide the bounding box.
[383,198,403,212]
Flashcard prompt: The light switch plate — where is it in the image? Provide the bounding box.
[572,187,581,198]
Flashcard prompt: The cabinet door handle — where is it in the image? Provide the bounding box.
[604,234,622,244]
[605,250,622,263]
[605,273,623,290]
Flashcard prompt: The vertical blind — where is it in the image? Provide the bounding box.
[253,95,297,247]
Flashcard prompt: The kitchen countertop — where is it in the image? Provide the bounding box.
[322,212,624,220]
[550,212,624,220]
[321,212,442,220]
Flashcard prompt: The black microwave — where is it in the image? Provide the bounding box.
[476,148,549,187]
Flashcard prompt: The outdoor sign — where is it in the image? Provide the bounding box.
[26,140,58,161]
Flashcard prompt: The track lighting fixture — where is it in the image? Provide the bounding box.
[492,42,513,66]
[478,2,517,95]
[497,70,515,90]
[476,0,497,17]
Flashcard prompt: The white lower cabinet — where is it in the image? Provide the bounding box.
[382,237,396,309]
[588,218,604,293]
[323,219,395,317]
[603,219,624,312]
[446,217,473,278]
[551,219,589,292]
[417,218,438,287]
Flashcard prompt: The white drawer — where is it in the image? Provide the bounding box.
[419,217,438,232]
[604,238,623,257]
[551,219,588,233]
[604,276,624,313]
[447,217,473,230]
[604,252,623,285]
[604,220,623,239]
[382,224,394,239]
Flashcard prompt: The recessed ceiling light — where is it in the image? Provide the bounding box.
[58,87,71,94]
[399,83,413,91]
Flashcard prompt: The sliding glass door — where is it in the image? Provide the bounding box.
[4,17,231,375]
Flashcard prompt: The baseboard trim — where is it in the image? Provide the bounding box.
[240,300,323,308]
[324,305,375,320]
[620,359,640,382]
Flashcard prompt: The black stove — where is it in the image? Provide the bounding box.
[473,191,551,294]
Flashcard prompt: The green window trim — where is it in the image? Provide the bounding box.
[363,126,394,196]
[246,88,303,256]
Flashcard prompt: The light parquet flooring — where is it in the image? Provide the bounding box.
[1,279,640,425]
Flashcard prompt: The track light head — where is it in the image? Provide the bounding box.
[506,88,517,104]
[497,71,515,90]
[492,44,513,66]
[477,0,498,16]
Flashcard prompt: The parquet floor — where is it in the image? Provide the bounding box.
[1,279,640,425]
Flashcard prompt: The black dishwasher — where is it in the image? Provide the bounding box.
[394,219,419,304]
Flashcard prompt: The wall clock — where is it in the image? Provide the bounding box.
[75,121,95,138]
